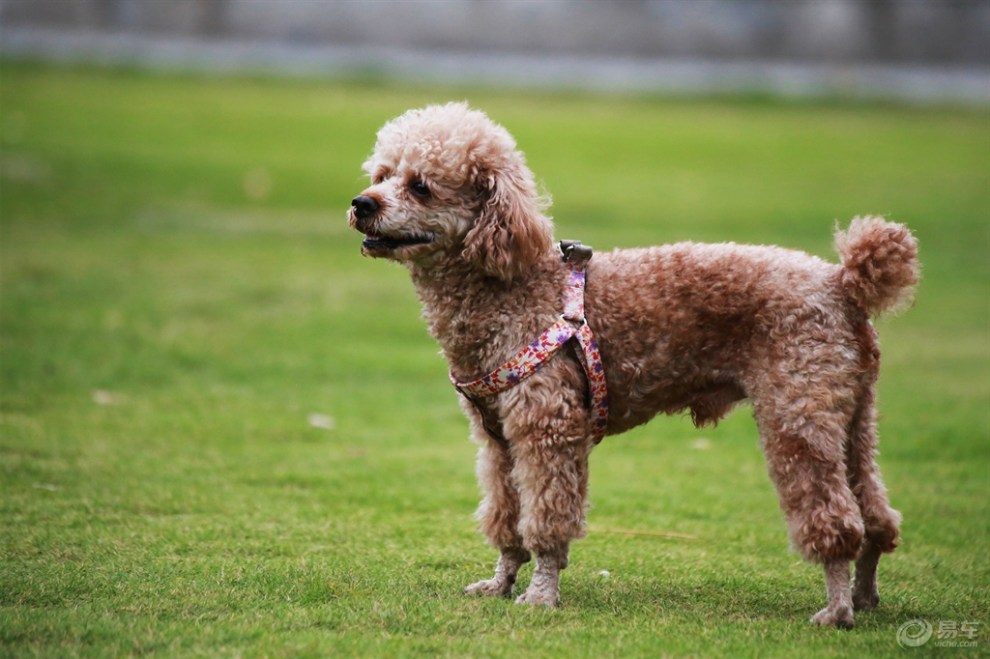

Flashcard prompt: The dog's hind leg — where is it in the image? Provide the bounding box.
[813,560,855,629]
[464,438,530,597]
[752,382,864,629]
[847,375,901,611]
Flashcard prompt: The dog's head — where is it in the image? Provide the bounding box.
[348,102,553,280]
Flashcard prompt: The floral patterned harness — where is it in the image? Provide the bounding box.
[450,240,609,444]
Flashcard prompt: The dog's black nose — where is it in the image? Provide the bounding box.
[351,195,379,221]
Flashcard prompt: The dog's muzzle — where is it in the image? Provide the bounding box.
[350,194,434,255]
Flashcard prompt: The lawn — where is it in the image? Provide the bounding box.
[1,62,988,657]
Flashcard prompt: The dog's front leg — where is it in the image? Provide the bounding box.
[511,426,591,608]
[465,438,530,597]
[464,547,531,598]
[516,546,568,607]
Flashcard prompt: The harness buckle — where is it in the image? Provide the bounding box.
[560,240,593,266]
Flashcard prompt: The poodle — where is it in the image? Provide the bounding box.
[347,102,919,629]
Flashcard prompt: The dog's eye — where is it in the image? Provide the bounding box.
[372,169,393,185]
[409,179,431,199]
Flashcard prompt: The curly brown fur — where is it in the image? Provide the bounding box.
[347,102,919,628]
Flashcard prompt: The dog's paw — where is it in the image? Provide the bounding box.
[852,586,880,611]
[464,578,513,598]
[811,605,855,630]
[514,587,559,607]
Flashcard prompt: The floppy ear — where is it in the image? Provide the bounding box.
[462,163,554,280]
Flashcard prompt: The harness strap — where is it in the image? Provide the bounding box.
[451,241,608,444]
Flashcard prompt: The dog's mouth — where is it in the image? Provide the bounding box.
[361,232,435,255]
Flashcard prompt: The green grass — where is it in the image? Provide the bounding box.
[1,62,988,657]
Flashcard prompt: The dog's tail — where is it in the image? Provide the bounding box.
[834,216,920,315]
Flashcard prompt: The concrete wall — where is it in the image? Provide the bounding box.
[4,0,989,66]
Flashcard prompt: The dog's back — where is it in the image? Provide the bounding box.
[584,218,918,435]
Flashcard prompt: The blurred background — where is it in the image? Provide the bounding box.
[3,0,989,103]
